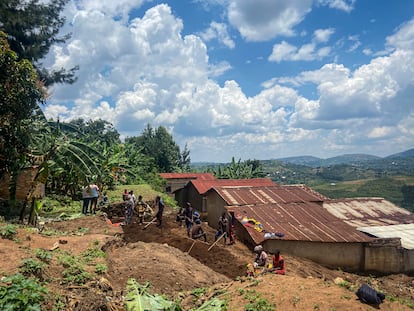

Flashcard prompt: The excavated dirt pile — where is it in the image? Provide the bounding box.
[1,203,414,310]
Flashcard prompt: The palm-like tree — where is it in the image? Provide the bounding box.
[20,111,102,224]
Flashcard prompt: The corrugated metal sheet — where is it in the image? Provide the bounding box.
[159,173,215,180]
[229,202,373,245]
[322,198,414,228]
[357,224,414,249]
[190,178,276,194]
[214,185,326,206]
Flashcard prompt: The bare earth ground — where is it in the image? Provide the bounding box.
[1,204,414,310]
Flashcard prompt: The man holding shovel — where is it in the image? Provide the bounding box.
[155,195,164,227]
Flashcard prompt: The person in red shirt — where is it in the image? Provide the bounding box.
[268,250,285,275]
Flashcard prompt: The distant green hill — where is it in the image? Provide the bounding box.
[191,148,414,211]
[276,148,414,167]
[278,153,381,167]
[386,148,414,158]
[276,156,323,167]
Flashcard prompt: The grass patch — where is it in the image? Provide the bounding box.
[40,195,81,218]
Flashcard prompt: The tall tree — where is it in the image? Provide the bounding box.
[178,143,191,172]
[0,32,46,208]
[135,124,182,173]
[0,0,78,85]
[212,157,265,179]
[20,117,103,223]
[69,118,121,148]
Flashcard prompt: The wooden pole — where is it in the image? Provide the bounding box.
[143,217,157,230]
[185,236,210,246]
[208,233,226,251]
[187,240,196,254]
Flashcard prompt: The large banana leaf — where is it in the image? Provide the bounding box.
[125,279,181,311]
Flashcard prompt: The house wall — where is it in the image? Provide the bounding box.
[0,168,44,201]
[164,178,191,195]
[263,239,365,271]
[173,183,203,211]
[364,238,405,274]
[262,237,414,274]
[186,183,204,213]
[404,249,414,274]
[174,183,213,218]
[174,188,187,209]
[205,191,227,228]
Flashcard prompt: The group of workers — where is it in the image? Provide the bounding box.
[119,193,286,276]
[216,211,236,245]
[175,203,238,246]
[176,202,207,241]
[122,189,164,227]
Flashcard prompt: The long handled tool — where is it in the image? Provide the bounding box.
[208,232,226,251]
[142,217,157,230]
[187,240,196,254]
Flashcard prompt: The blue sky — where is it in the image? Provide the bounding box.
[43,0,414,162]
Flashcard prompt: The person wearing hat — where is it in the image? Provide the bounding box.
[191,218,207,242]
[253,245,269,268]
[246,245,269,276]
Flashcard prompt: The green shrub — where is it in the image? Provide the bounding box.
[1,224,17,240]
[245,298,275,311]
[62,266,91,285]
[95,263,108,274]
[35,248,52,263]
[80,247,106,263]
[19,258,46,279]
[0,273,49,310]
[57,252,92,285]
[191,287,207,299]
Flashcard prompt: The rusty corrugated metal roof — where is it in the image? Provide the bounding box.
[159,173,216,180]
[322,198,414,228]
[357,224,414,249]
[213,185,326,206]
[190,178,276,194]
[229,202,373,245]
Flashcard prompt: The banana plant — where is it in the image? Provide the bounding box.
[19,110,102,224]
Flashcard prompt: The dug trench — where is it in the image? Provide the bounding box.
[3,203,414,310]
[103,206,253,297]
[101,204,414,309]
